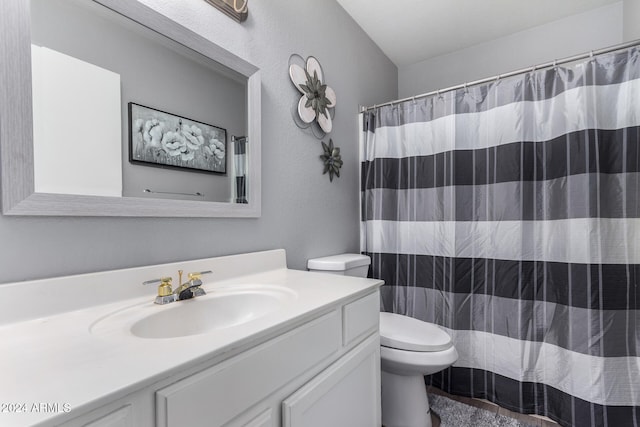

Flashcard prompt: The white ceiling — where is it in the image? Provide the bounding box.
[335,0,621,67]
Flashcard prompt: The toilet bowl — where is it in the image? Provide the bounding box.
[379,312,458,427]
[307,254,458,427]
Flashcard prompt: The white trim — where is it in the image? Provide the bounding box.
[0,0,261,217]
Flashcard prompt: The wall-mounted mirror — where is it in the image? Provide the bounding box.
[204,0,249,23]
[0,0,261,217]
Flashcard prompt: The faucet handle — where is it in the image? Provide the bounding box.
[143,277,176,304]
[188,270,212,281]
[143,277,173,295]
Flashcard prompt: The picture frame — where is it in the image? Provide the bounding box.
[128,102,227,174]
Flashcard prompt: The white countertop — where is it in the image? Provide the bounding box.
[0,250,382,426]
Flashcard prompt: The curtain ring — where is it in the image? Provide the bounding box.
[553,60,557,69]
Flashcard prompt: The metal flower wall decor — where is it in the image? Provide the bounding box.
[320,139,342,182]
[289,55,336,138]
[289,55,341,182]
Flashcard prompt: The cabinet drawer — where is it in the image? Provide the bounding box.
[342,290,379,347]
[156,310,341,427]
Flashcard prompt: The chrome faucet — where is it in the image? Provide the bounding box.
[143,270,212,304]
[174,270,211,300]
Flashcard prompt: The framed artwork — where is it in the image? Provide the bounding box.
[129,102,227,174]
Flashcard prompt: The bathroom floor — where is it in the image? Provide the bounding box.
[427,388,559,427]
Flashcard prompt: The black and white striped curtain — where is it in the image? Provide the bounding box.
[361,47,640,427]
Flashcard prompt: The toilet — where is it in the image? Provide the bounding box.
[379,312,458,427]
[307,253,458,427]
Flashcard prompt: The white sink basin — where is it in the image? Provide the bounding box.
[90,285,297,339]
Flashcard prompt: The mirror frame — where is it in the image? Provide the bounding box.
[0,0,261,217]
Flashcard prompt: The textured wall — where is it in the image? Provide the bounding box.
[624,0,640,41]
[0,0,397,284]
[398,2,623,98]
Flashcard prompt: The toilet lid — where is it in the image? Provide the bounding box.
[379,312,453,352]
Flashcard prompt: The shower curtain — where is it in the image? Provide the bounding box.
[361,47,640,427]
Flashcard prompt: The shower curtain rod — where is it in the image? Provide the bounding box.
[360,38,640,112]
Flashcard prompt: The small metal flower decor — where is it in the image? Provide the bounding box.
[289,54,341,182]
[320,139,342,182]
[289,54,336,137]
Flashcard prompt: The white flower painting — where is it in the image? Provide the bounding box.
[129,103,227,174]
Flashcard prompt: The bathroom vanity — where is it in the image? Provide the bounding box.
[0,250,382,427]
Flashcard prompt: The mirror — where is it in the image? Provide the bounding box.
[0,0,261,217]
[203,0,249,23]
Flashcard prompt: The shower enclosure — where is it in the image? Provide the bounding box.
[360,45,640,427]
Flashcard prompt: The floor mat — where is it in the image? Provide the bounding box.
[429,393,537,427]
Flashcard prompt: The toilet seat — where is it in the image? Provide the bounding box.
[380,312,452,352]
[380,344,459,376]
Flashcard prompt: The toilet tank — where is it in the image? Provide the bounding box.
[307,253,371,277]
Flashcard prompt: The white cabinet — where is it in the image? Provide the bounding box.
[82,405,134,427]
[61,394,153,427]
[243,410,273,427]
[282,334,381,427]
[64,289,380,427]
[226,408,274,427]
[342,291,380,347]
[155,311,342,427]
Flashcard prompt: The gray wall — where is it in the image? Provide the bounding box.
[0,0,397,284]
[624,0,640,41]
[398,2,624,98]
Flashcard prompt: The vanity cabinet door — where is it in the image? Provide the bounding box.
[156,311,341,427]
[282,333,381,427]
